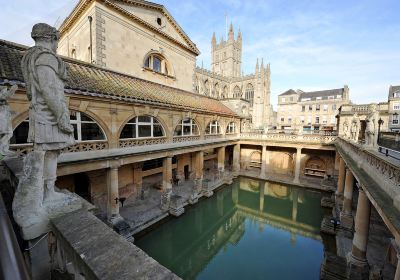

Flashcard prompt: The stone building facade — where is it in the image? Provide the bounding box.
[277,86,350,132]
[388,85,400,132]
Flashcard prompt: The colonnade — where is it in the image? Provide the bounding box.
[335,154,400,278]
[104,143,241,222]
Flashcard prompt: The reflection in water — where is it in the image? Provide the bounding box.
[136,178,324,280]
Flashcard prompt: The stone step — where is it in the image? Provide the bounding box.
[320,252,348,280]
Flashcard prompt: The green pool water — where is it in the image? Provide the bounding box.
[136,177,325,280]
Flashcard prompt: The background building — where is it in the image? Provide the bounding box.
[388,85,400,132]
[277,86,350,133]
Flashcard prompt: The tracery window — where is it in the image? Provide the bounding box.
[11,111,106,144]
[120,116,164,139]
[205,120,221,135]
[174,118,199,136]
[144,53,170,75]
[204,80,210,96]
[245,84,254,105]
[233,86,241,98]
[221,86,228,99]
[226,122,236,134]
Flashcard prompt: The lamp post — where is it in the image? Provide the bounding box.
[378,118,384,144]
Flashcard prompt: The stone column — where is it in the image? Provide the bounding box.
[232,182,239,205]
[340,169,355,229]
[348,187,371,268]
[293,148,302,184]
[161,156,172,210]
[260,145,267,178]
[217,146,225,173]
[292,188,298,221]
[194,151,204,180]
[133,162,143,199]
[107,163,120,222]
[260,182,266,212]
[233,143,240,172]
[337,157,346,197]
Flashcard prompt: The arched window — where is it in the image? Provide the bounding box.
[11,111,106,144]
[205,120,221,135]
[233,86,241,98]
[226,122,236,134]
[204,80,210,96]
[174,118,199,136]
[120,116,164,139]
[144,53,170,75]
[245,84,254,105]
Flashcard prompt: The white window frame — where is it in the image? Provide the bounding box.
[206,120,221,135]
[174,118,199,136]
[69,111,106,142]
[122,116,164,139]
[226,122,236,134]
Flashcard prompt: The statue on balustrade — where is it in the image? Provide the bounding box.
[0,84,17,156]
[342,118,350,139]
[365,103,379,147]
[13,23,81,240]
[350,113,360,142]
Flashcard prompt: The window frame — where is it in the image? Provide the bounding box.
[174,118,199,137]
[120,116,165,139]
[226,122,236,134]
[205,120,221,135]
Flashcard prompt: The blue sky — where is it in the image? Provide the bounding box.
[1,0,399,108]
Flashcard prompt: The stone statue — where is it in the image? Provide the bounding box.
[0,85,17,156]
[13,23,81,240]
[342,118,350,139]
[365,104,379,147]
[350,113,360,142]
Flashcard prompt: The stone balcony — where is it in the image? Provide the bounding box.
[335,137,400,210]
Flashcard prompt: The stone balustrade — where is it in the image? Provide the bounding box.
[11,140,109,154]
[172,135,200,143]
[335,137,400,210]
[240,133,336,144]
[119,137,167,148]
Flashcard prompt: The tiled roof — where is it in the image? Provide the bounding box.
[300,88,344,100]
[0,39,236,117]
[279,89,298,96]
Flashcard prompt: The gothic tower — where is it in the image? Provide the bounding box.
[211,23,242,77]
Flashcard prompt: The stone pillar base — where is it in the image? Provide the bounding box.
[347,252,369,268]
[347,252,369,279]
[340,212,354,229]
[169,195,185,217]
[188,194,199,205]
[202,190,214,197]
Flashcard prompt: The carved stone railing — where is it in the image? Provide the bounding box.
[336,137,400,210]
[10,140,109,155]
[62,141,108,153]
[119,137,167,148]
[205,134,223,140]
[240,133,336,144]
[172,135,200,143]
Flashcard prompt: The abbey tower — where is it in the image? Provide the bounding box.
[211,23,242,78]
[194,24,274,129]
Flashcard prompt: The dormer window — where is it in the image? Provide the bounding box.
[144,53,171,76]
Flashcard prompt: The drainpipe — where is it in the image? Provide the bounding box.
[88,16,93,63]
